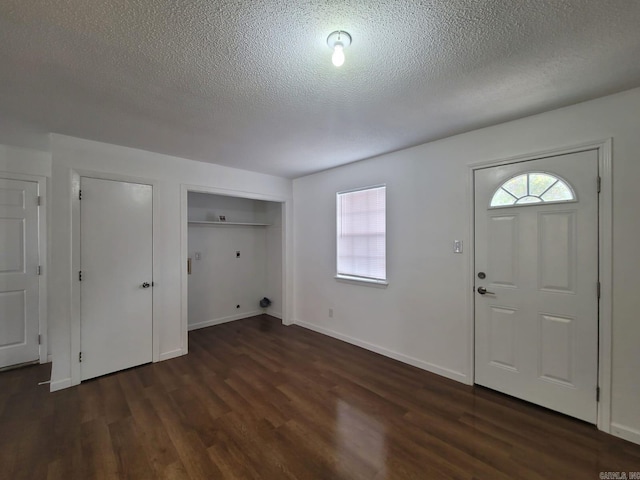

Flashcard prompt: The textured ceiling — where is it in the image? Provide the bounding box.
[1,1,640,178]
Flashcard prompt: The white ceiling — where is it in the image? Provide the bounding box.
[1,1,640,178]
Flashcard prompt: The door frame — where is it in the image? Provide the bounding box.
[0,172,48,365]
[467,139,613,433]
[70,169,159,387]
[179,184,292,356]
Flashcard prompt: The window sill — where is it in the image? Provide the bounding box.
[334,275,389,288]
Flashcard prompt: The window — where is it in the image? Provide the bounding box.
[490,172,575,208]
[336,185,387,284]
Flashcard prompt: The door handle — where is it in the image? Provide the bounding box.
[477,286,495,295]
[142,282,151,288]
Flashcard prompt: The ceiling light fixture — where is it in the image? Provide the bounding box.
[327,30,352,67]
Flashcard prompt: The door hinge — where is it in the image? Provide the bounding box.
[38,334,41,345]
[78,270,82,282]
[79,189,82,200]
[37,196,42,206]
[597,176,601,193]
[597,281,601,299]
[37,265,42,275]
[79,352,82,363]
[596,387,600,402]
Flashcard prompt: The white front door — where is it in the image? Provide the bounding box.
[474,150,599,423]
[80,177,153,381]
[0,178,40,368]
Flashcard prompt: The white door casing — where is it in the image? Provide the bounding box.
[0,178,40,368]
[474,150,599,423]
[80,177,153,380]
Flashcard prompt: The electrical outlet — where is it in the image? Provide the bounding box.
[236,251,240,258]
[453,240,463,253]
[194,252,201,261]
[329,308,334,318]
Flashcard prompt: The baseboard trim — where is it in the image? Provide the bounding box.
[294,320,467,384]
[50,377,72,392]
[611,423,640,446]
[188,311,262,331]
[158,349,184,362]
[267,310,283,320]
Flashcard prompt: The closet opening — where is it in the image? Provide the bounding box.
[186,192,284,333]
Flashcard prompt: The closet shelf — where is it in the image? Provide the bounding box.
[188,220,271,227]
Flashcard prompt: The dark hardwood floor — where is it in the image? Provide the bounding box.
[2,315,639,479]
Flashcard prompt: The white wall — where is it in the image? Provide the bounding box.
[0,144,51,177]
[188,193,279,328]
[0,118,50,153]
[188,224,267,326]
[188,192,269,223]
[49,134,292,390]
[293,87,640,443]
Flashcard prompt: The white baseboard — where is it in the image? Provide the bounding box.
[267,310,282,320]
[188,311,261,331]
[46,354,52,363]
[611,422,640,446]
[293,320,467,384]
[158,348,184,362]
[50,377,72,392]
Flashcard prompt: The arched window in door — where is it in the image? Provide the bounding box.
[490,172,576,208]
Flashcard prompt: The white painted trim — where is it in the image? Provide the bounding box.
[158,349,184,362]
[468,138,614,169]
[337,183,387,195]
[267,310,282,320]
[334,275,389,287]
[294,320,468,383]
[70,170,80,387]
[282,199,294,326]
[0,173,49,366]
[610,423,640,446]
[0,171,48,183]
[37,177,48,365]
[467,139,613,432]
[50,377,72,392]
[597,138,613,433]
[180,184,189,355]
[188,311,262,331]
[465,164,475,386]
[70,169,161,388]
[180,184,293,352]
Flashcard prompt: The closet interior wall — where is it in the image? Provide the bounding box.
[187,193,282,330]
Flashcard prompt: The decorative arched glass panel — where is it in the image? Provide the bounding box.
[490,172,576,208]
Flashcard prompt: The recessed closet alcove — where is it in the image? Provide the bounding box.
[187,192,283,329]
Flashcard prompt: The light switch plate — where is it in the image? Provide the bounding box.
[453,240,463,253]
[194,252,201,260]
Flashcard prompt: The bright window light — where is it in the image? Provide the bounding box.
[336,185,386,282]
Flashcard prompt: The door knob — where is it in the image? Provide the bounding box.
[142,282,151,288]
[477,286,495,295]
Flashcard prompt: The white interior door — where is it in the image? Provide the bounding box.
[80,177,153,381]
[0,178,39,368]
[474,150,599,423]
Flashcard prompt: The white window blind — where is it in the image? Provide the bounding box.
[336,185,386,282]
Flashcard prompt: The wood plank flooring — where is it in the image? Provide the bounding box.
[2,314,639,479]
